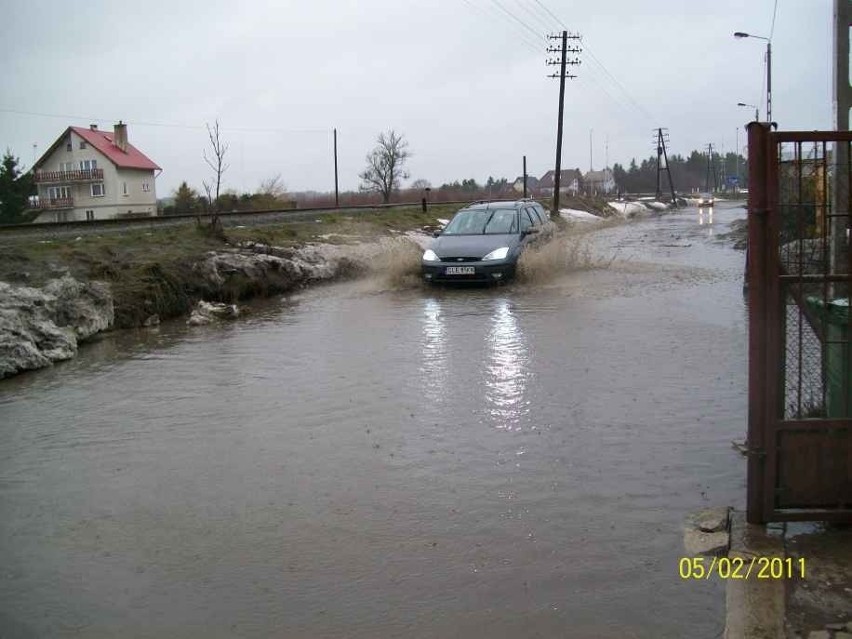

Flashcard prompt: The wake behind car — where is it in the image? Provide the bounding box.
[422,200,554,284]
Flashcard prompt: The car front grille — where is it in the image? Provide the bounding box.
[440,256,481,263]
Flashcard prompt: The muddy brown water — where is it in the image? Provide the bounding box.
[1,203,747,638]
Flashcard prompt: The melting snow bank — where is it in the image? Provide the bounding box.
[606,200,671,217]
[0,242,377,379]
[0,276,114,378]
[559,208,605,224]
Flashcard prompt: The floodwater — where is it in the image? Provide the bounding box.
[1,203,748,638]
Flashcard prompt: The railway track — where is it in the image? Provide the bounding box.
[0,200,468,243]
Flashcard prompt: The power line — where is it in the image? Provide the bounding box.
[769,0,779,40]
[580,40,655,122]
[459,0,543,54]
[531,0,567,29]
[513,0,657,122]
[489,0,548,44]
[512,0,555,34]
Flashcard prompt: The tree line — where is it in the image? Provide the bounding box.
[613,150,748,194]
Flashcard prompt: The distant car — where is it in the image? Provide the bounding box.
[421,200,554,284]
[698,193,715,207]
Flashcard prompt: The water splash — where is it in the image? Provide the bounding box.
[516,231,601,284]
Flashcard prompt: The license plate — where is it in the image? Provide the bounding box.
[445,266,475,275]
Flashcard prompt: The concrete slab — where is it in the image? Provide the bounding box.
[725,511,785,639]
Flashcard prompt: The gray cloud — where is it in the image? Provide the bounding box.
[0,0,835,197]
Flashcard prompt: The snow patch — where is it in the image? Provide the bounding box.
[607,201,649,217]
[559,208,603,224]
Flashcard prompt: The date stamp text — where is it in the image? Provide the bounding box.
[678,556,806,580]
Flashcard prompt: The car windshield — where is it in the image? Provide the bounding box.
[442,209,518,235]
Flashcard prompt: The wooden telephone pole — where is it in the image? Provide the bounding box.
[546,31,581,217]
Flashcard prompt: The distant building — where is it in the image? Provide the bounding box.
[512,175,539,194]
[537,169,583,196]
[583,168,616,195]
[32,122,161,222]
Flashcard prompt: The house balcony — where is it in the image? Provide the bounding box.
[34,169,104,184]
[37,197,74,210]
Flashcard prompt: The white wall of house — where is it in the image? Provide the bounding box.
[34,129,157,222]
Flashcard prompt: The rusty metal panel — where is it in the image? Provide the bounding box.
[746,123,773,524]
[748,128,852,523]
[775,428,852,508]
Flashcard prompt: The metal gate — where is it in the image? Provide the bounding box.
[746,123,852,524]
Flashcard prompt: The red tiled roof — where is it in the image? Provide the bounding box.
[69,126,161,171]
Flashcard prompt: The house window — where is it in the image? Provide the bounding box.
[80,159,97,171]
[60,161,74,172]
[86,210,95,221]
[48,186,71,200]
[79,141,87,150]
[91,183,105,197]
[66,143,72,152]
[122,182,128,196]
[142,182,150,193]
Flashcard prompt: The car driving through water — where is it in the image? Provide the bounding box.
[421,199,555,284]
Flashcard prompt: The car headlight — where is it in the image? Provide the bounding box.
[482,247,510,261]
[422,249,439,262]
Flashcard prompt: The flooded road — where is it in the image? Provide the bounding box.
[1,203,748,638]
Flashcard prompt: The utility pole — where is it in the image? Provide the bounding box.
[547,30,581,217]
[766,41,772,124]
[333,128,339,208]
[705,143,719,192]
[523,155,528,198]
[653,128,677,205]
[735,128,740,192]
[589,128,593,172]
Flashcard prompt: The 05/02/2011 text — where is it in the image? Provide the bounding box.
[678,556,805,580]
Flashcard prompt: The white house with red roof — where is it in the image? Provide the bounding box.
[32,122,161,222]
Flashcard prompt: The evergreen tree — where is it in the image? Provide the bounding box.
[0,150,35,224]
[173,181,200,214]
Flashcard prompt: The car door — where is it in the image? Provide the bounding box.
[519,208,538,248]
[530,204,555,240]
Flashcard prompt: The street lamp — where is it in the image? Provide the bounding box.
[734,32,771,124]
[737,102,759,122]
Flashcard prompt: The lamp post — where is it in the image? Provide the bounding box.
[734,32,771,124]
[737,102,759,122]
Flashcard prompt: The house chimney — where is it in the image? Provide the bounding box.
[114,121,128,152]
[90,123,98,131]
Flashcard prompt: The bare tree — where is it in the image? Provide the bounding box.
[359,130,410,204]
[202,120,229,213]
[258,174,287,199]
[254,174,288,209]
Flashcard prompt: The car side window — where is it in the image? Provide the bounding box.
[527,207,543,224]
[519,210,534,231]
[533,204,547,222]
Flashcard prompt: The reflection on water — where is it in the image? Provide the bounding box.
[698,206,715,236]
[484,298,530,430]
[419,297,448,403]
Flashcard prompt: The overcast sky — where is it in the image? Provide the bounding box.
[0,0,836,197]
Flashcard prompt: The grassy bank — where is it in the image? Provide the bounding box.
[0,204,462,328]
